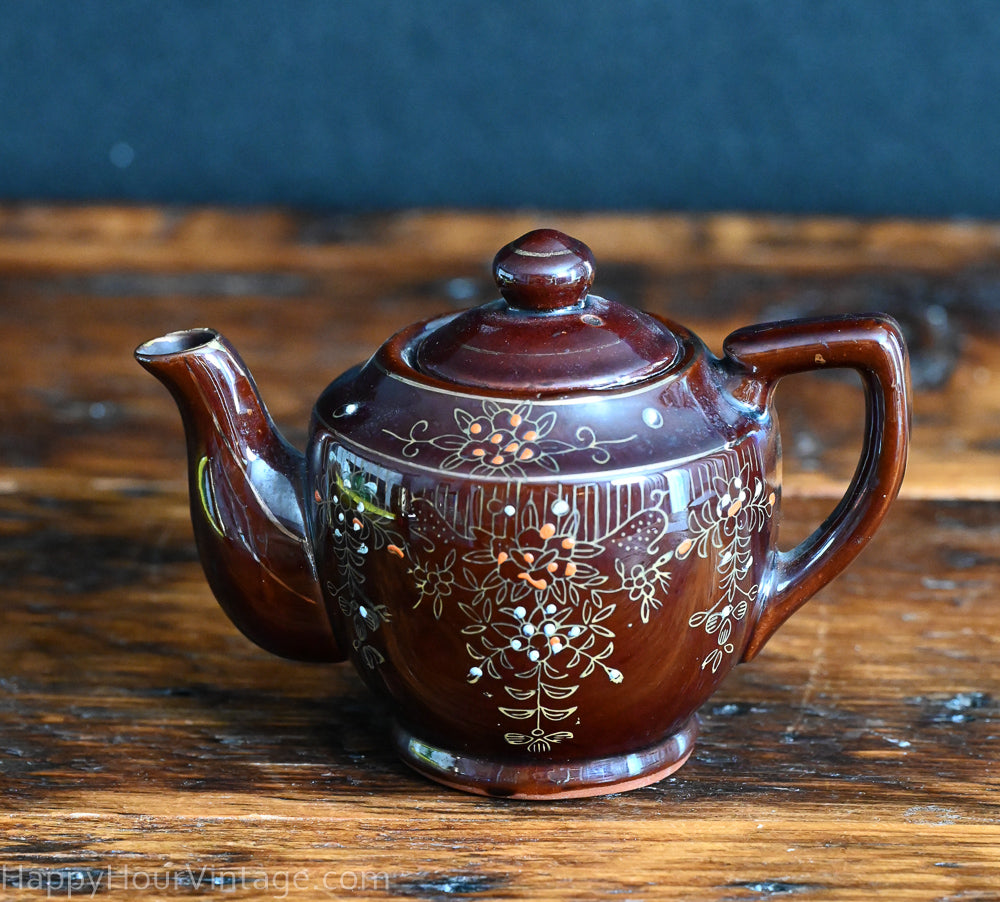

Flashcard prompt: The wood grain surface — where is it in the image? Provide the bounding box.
[1,208,999,900]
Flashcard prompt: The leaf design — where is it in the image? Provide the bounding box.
[539,706,578,721]
[498,707,536,720]
[360,646,385,668]
[533,410,558,439]
[590,604,617,624]
[504,686,537,701]
[540,682,579,700]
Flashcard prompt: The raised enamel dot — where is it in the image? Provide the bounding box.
[642,407,664,429]
[513,606,526,620]
[510,638,523,650]
[358,605,368,618]
[333,402,359,418]
[545,603,557,614]
[522,623,535,636]
[551,499,570,516]
[504,504,516,516]
[569,626,582,638]
[528,650,540,662]
[469,666,483,678]
[543,623,556,637]
[358,543,369,554]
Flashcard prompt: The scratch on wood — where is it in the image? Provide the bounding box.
[783,601,829,739]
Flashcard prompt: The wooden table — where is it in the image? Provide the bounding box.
[2,208,998,900]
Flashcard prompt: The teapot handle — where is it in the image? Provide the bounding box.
[722,314,911,661]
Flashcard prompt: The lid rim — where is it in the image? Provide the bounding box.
[391,312,693,398]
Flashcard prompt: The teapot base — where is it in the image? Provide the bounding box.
[392,717,699,800]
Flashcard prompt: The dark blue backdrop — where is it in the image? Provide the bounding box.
[3,1,998,216]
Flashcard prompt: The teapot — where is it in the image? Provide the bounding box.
[136,229,910,798]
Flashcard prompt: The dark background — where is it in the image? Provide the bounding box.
[3,1,998,216]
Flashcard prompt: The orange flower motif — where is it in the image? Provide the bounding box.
[455,407,548,471]
[495,520,581,593]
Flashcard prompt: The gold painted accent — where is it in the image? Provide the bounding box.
[511,247,574,258]
[197,456,226,538]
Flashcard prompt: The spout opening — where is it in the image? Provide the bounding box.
[135,328,219,360]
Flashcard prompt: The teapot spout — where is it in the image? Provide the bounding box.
[135,329,343,662]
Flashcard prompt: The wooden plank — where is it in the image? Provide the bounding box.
[1,492,998,899]
[4,206,1000,272]
[1,211,998,497]
[1,208,998,900]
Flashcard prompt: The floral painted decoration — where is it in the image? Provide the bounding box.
[385,400,634,476]
[318,442,775,750]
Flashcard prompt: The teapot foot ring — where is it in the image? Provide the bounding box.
[392,717,699,800]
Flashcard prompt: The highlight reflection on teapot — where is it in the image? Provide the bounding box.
[136,229,910,798]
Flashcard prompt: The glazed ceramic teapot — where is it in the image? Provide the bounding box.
[136,229,910,798]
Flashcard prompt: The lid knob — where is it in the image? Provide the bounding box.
[493,229,595,312]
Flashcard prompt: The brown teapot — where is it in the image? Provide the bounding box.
[136,229,910,798]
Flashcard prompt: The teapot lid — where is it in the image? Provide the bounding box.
[413,229,681,392]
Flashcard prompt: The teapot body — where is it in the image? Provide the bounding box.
[305,318,780,797]
[138,229,910,799]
